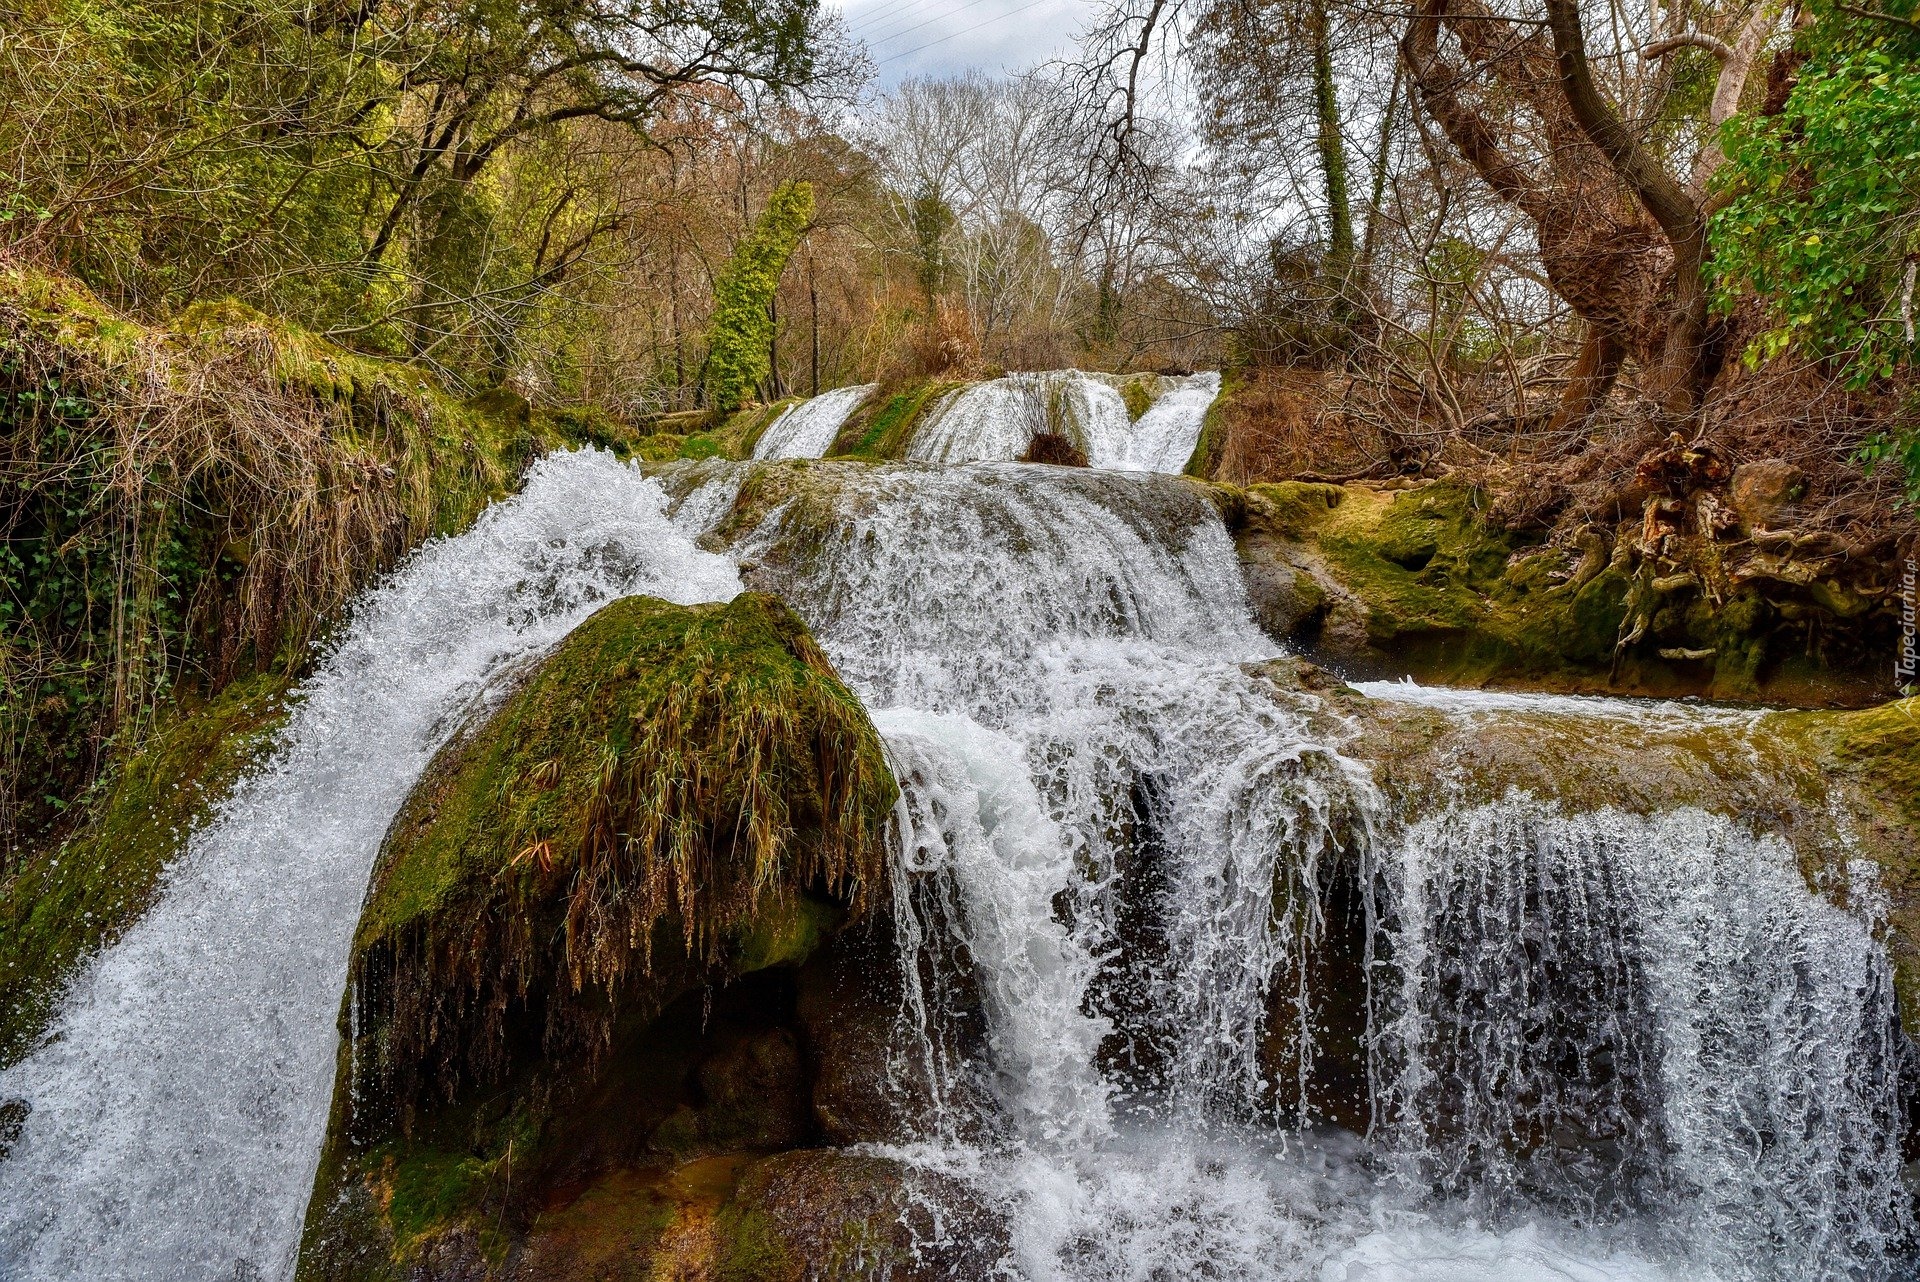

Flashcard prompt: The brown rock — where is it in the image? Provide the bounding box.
[719,1149,1009,1281]
[694,1026,811,1151]
[796,933,986,1145]
[1730,460,1806,533]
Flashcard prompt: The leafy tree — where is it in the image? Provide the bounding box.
[1713,2,1920,377]
[1712,0,1920,499]
[704,179,813,412]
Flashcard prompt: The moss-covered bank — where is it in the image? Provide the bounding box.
[0,672,291,1063]
[0,266,698,1067]
[296,592,972,1280]
[1223,478,1902,706]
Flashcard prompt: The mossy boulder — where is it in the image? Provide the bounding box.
[825,378,964,460]
[349,591,896,1119]
[299,591,909,1279]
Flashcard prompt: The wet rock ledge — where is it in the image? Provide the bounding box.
[1218,475,1910,706]
[297,592,1001,1281]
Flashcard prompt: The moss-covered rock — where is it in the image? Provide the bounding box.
[825,378,963,460]
[1228,478,1897,705]
[298,591,905,1279]
[349,591,895,1117]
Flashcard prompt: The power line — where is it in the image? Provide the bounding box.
[843,0,928,36]
[876,0,1061,65]
[862,0,1007,47]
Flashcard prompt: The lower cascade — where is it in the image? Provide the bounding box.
[1,451,1912,1280]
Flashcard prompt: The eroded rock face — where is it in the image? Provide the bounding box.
[1223,477,1905,706]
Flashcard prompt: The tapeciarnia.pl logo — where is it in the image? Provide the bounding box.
[1899,558,1917,690]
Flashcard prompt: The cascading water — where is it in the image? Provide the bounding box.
[904,370,1218,471]
[718,459,1914,1280]
[0,451,740,1281]
[751,382,879,459]
[1097,371,1221,472]
[1368,795,1907,1277]
[2,426,1907,1279]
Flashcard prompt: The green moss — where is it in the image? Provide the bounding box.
[382,1143,508,1252]
[0,671,291,1065]
[1118,373,1156,421]
[1183,365,1241,478]
[1836,699,1920,826]
[828,379,962,459]
[1759,699,1920,1022]
[679,432,729,460]
[1316,484,1509,646]
[1246,481,1347,538]
[734,892,844,973]
[352,592,895,1112]
[714,1204,795,1282]
[637,431,689,461]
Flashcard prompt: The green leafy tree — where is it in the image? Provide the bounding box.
[1712,0,1920,500]
[704,180,814,413]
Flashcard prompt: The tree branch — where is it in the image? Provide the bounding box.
[1642,32,1735,61]
[1541,0,1698,245]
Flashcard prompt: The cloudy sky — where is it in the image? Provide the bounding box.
[834,0,1093,85]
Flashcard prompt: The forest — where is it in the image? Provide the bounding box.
[1,0,1916,891]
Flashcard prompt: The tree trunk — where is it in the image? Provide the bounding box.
[1307,0,1357,311]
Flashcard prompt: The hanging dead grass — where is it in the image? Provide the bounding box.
[0,264,566,856]
[347,592,897,1127]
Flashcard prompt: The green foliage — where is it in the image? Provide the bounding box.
[0,0,839,391]
[907,182,956,305]
[1712,2,1920,501]
[0,268,625,852]
[705,182,816,414]
[1857,409,1920,508]
[1711,3,1920,373]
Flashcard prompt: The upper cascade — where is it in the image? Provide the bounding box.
[905,370,1219,471]
[751,382,878,460]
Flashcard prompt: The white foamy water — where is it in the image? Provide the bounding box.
[0,450,740,1281]
[751,382,877,459]
[1094,371,1220,472]
[904,370,1217,472]
[721,459,1912,1281]
[5,433,1906,1280]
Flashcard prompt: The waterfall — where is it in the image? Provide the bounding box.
[0,450,741,1281]
[728,460,1912,1280]
[1370,797,1908,1277]
[904,370,1218,471]
[1096,372,1221,472]
[2,438,1907,1280]
[751,382,878,459]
